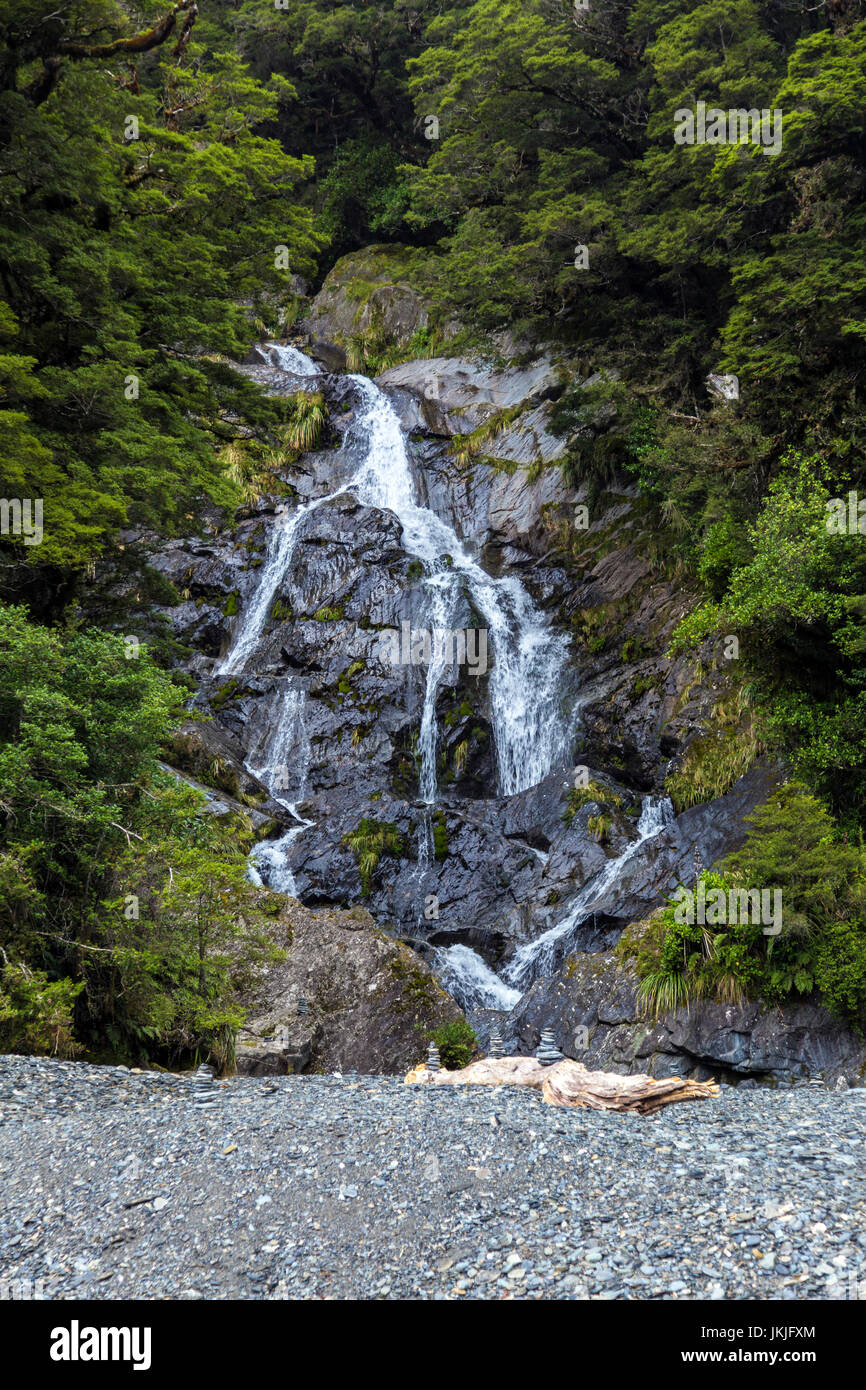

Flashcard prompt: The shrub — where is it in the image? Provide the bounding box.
[0,962,83,1058]
[425,1018,477,1070]
[342,818,404,896]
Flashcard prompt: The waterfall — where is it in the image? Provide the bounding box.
[219,346,572,809]
[261,342,320,377]
[247,806,313,896]
[426,795,676,1010]
[432,944,521,1013]
[215,341,674,1027]
[345,375,572,797]
[504,795,676,989]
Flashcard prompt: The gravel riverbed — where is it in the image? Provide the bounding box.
[1,1056,865,1301]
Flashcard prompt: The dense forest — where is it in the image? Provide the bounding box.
[2,0,866,1066]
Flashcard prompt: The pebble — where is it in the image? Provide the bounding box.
[1,1055,865,1300]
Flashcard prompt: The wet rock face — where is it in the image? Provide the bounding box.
[145,365,761,938]
[236,900,462,1075]
[140,337,818,1078]
[377,356,562,437]
[506,947,866,1087]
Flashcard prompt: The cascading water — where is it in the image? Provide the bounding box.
[219,345,573,815]
[214,341,675,1026]
[505,794,676,989]
[431,944,521,1012]
[431,795,676,1013]
[346,375,573,797]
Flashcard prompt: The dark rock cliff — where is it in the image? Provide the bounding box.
[110,299,866,1083]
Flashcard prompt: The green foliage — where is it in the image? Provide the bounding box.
[665,720,762,812]
[286,393,328,452]
[813,923,866,1024]
[235,0,434,264]
[342,817,404,897]
[0,961,83,1058]
[317,139,411,260]
[631,785,866,1026]
[667,603,723,657]
[425,1017,476,1070]
[564,780,622,824]
[0,0,320,583]
[0,605,283,1068]
[586,813,612,845]
[688,458,866,821]
[432,809,449,861]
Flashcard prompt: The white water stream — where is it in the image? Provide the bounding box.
[218,344,671,1015]
[219,344,571,816]
[434,794,675,1013]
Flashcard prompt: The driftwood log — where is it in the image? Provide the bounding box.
[405,1057,718,1115]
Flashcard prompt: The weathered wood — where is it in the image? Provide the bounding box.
[541,1059,719,1114]
[405,1056,719,1114]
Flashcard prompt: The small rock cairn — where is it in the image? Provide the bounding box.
[192,1063,218,1110]
[535,1030,564,1066]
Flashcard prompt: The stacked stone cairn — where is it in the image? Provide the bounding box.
[192,1063,218,1110]
[536,1030,564,1066]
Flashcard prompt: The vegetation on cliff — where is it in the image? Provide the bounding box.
[2,0,866,1054]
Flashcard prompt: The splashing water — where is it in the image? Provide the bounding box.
[432,944,521,1013]
[505,795,676,989]
[424,795,676,1010]
[218,348,573,804]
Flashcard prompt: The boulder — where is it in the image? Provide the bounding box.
[236,898,464,1075]
[302,245,429,355]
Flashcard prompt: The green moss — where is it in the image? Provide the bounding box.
[209,678,238,712]
[313,603,344,622]
[342,817,404,896]
[223,590,239,617]
[389,952,439,1014]
[432,809,449,861]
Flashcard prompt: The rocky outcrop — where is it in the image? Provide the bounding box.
[140,354,773,951]
[301,245,429,369]
[133,320,821,1085]
[505,947,866,1086]
[236,899,463,1076]
[378,355,563,446]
